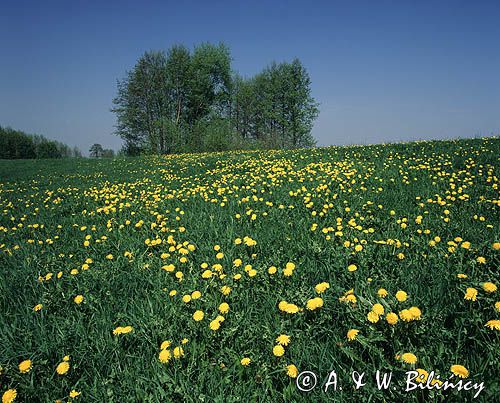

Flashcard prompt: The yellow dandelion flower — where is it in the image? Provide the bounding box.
[408,307,422,320]
[485,319,500,330]
[464,287,478,301]
[306,297,324,311]
[33,304,43,312]
[69,390,81,398]
[386,312,399,325]
[56,361,70,375]
[372,303,384,315]
[240,357,251,366]
[286,364,298,378]
[173,346,184,358]
[218,303,229,314]
[415,368,429,383]
[273,345,285,357]
[367,311,379,323]
[483,282,497,293]
[209,320,221,331]
[315,282,330,294]
[347,329,359,341]
[347,264,357,272]
[159,349,171,363]
[450,365,469,378]
[74,295,84,304]
[377,288,388,298]
[192,310,204,321]
[395,290,407,302]
[401,353,417,364]
[160,340,171,350]
[18,359,32,373]
[276,334,291,346]
[2,389,17,403]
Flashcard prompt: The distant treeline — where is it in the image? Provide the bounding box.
[0,126,81,159]
[112,43,319,155]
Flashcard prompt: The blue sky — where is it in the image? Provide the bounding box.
[1,0,499,153]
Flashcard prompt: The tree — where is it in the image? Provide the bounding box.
[101,149,115,158]
[89,143,104,158]
[0,126,78,159]
[112,43,318,154]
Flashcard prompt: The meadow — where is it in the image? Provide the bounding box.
[0,137,499,402]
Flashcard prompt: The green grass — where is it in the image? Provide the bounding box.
[0,137,499,402]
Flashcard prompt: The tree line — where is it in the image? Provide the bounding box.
[0,126,81,159]
[112,43,319,155]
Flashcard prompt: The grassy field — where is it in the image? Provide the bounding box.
[0,137,499,402]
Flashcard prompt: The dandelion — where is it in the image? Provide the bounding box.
[268,266,277,274]
[33,304,43,312]
[56,361,70,375]
[464,287,478,301]
[276,334,290,346]
[408,307,422,320]
[395,290,407,302]
[372,303,384,315]
[273,345,285,357]
[113,326,133,335]
[485,319,500,330]
[415,368,429,383]
[160,340,171,350]
[401,353,417,364]
[315,282,330,294]
[306,297,323,310]
[2,389,17,403]
[159,349,171,363]
[69,390,81,398]
[240,357,251,366]
[347,329,359,341]
[347,264,357,272]
[286,364,299,378]
[483,282,497,293]
[377,288,388,298]
[386,312,399,325]
[450,365,469,378]
[74,295,84,304]
[18,359,32,373]
[218,302,229,314]
[367,311,379,323]
[173,346,184,358]
[192,310,204,321]
[209,319,221,331]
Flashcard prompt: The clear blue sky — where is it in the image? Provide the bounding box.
[1,0,499,154]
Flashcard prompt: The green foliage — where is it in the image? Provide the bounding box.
[0,137,498,402]
[112,43,319,156]
[0,126,80,159]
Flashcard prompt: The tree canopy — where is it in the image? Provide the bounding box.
[112,43,319,155]
[0,126,81,159]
